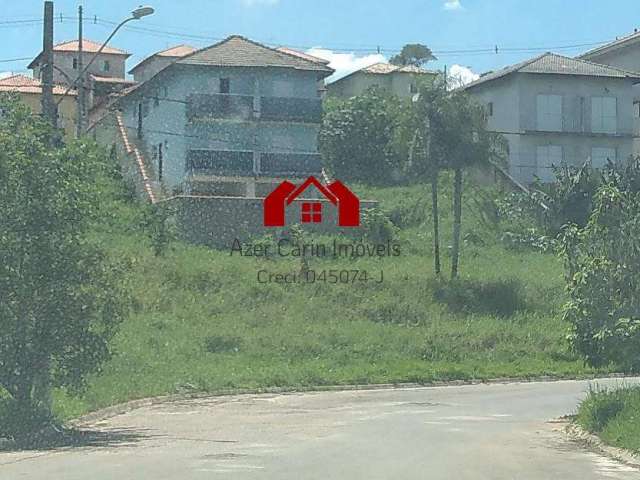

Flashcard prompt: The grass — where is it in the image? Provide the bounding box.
[576,386,640,453]
[51,179,605,421]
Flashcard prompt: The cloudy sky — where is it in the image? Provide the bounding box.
[1,0,638,85]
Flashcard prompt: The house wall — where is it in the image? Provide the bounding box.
[583,44,640,74]
[468,72,638,183]
[117,64,324,193]
[131,56,177,83]
[328,72,393,98]
[15,91,76,140]
[328,71,436,98]
[33,52,127,86]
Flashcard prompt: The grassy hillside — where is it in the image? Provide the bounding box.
[576,386,640,453]
[53,179,603,420]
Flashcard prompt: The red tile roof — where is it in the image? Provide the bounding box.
[53,39,129,55]
[0,74,76,96]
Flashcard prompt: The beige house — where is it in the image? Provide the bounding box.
[465,53,640,183]
[28,39,130,87]
[129,45,197,83]
[327,63,437,98]
[0,74,77,139]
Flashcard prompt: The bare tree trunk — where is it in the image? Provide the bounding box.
[451,167,463,279]
[431,169,441,275]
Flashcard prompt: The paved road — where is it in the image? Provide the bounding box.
[1,378,639,479]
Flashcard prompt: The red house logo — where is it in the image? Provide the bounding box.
[264,176,360,227]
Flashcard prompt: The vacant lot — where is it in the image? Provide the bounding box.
[53,181,603,420]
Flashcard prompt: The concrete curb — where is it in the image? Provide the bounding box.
[564,421,640,469]
[68,373,636,427]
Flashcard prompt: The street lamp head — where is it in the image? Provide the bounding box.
[132,5,154,19]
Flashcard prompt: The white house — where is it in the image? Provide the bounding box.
[465,52,640,183]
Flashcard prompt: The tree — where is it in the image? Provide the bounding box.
[561,158,640,371]
[319,88,403,184]
[389,44,437,67]
[0,95,128,435]
[411,84,505,278]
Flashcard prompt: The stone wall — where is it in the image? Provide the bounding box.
[168,195,377,249]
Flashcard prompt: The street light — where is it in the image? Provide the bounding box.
[56,5,155,128]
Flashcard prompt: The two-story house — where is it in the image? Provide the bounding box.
[29,39,130,86]
[465,53,640,183]
[29,39,134,111]
[98,35,334,199]
[327,63,438,98]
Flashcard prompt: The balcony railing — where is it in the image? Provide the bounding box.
[186,94,254,121]
[185,150,323,178]
[260,97,322,123]
[186,150,254,176]
[259,152,322,177]
[187,94,322,124]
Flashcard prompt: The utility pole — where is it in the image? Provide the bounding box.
[41,1,56,129]
[77,4,85,136]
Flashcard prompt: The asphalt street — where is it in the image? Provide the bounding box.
[1,378,639,479]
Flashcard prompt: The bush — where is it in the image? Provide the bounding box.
[0,399,53,442]
[576,386,627,433]
[561,160,640,370]
[431,278,525,317]
[204,335,242,354]
[361,208,398,243]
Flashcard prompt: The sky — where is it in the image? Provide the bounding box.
[1,0,640,84]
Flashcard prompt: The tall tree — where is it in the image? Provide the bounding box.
[0,95,128,435]
[411,85,505,278]
[389,44,437,67]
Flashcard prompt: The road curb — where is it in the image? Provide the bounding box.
[68,373,637,428]
[564,421,640,469]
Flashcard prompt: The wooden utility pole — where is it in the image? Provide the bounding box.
[77,4,85,136]
[41,1,56,128]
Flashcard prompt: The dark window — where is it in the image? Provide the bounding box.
[634,101,640,118]
[103,60,110,72]
[410,83,418,94]
[487,102,494,116]
[301,202,322,223]
[72,58,78,69]
[154,96,160,107]
[220,78,230,94]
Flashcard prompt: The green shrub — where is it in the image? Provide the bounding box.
[431,278,525,317]
[576,386,627,433]
[204,335,242,354]
[561,160,640,370]
[361,208,398,244]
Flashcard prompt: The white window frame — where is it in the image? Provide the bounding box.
[591,96,617,134]
[591,147,616,169]
[536,94,563,131]
[536,145,563,182]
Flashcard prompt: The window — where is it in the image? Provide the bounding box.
[103,60,110,72]
[536,145,563,182]
[220,78,230,94]
[72,58,78,69]
[410,83,418,94]
[162,86,169,98]
[487,102,494,117]
[591,147,616,168]
[153,96,160,107]
[591,96,617,134]
[301,202,322,223]
[536,94,563,131]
